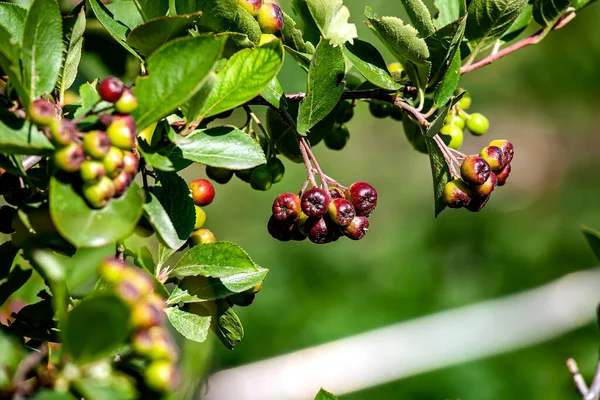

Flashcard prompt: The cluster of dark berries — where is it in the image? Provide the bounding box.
[268,182,378,244]
[27,77,140,209]
[439,89,490,150]
[324,100,354,151]
[187,179,217,246]
[205,156,285,191]
[226,281,264,307]
[99,257,180,393]
[238,0,284,33]
[444,140,514,211]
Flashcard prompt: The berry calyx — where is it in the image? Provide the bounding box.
[457,89,472,110]
[495,163,511,186]
[488,139,514,165]
[443,179,472,208]
[28,99,56,126]
[238,0,263,16]
[479,146,505,171]
[328,198,356,226]
[189,179,215,207]
[301,188,331,217]
[460,156,491,186]
[114,88,138,114]
[267,158,285,184]
[122,151,139,175]
[342,216,370,240]
[189,228,216,246]
[229,292,256,307]
[466,113,489,136]
[272,192,301,222]
[257,3,284,33]
[106,115,136,150]
[345,182,378,217]
[112,170,132,197]
[444,114,466,130]
[54,142,85,172]
[325,124,350,150]
[369,101,391,118]
[145,360,178,392]
[48,120,77,147]
[103,147,125,178]
[98,77,125,103]
[82,130,112,160]
[194,205,206,230]
[305,216,334,244]
[83,176,116,208]
[80,160,106,182]
[250,165,273,191]
[206,166,234,184]
[0,206,16,234]
[439,124,464,150]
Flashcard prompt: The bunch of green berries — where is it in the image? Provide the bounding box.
[238,0,284,33]
[439,89,490,150]
[324,100,355,151]
[268,181,378,244]
[443,139,514,211]
[187,178,217,247]
[205,155,285,192]
[99,257,180,394]
[27,77,140,209]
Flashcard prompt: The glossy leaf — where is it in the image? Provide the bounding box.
[424,136,451,217]
[500,4,533,42]
[169,126,266,170]
[0,3,26,44]
[170,241,261,280]
[306,0,358,47]
[22,0,63,99]
[31,391,77,400]
[0,109,54,155]
[290,0,322,45]
[433,49,461,107]
[426,16,466,88]
[260,77,286,109]
[154,171,196,248]
[400,0,436,37]
[166,305,211,343]
[72,81,102,119]
[344,40,402,91]
[0,25,20,66]
[63,294,130,364]
[126,13,202,57]
[143,192,188,250]
[134,0,169,21]
[0,254,31,306]
[196,40,284,119]
[582,226,600,262]
[49,176,144,248]
[105,1,144,30]
[533,0,574,30]
[183,72,217,123]
[280,12,316,55]
[211,299,244,349]
[426,105,450,138]
[57,9,86,97]
[315,389,340,400]
[192,0,261,45]
[132,35,224,130]
[297,39,345,135]
[74,375,136,400]
[433,0,467,28]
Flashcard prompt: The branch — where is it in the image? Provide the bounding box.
[567,358,590,397]
[12,342,49,400]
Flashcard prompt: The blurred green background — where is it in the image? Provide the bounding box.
[6,0,600,398]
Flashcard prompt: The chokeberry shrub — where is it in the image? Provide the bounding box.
[0,0,595,398]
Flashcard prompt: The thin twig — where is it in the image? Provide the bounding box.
[12,343,49,400]
[301,138,327,190]
[433,135,459,178]
[310,168,347,191]
[567,358,590,397]
[585,360,600,400]
[394,97,430,127]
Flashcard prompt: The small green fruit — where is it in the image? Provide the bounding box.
[28,99,56,126]
[337,101,354,123]
[266,158,285,184]
[443,179,472,208]
[457,90,472,110]
[235,168,253,183]
[83,176,115,208]
[390,106,404,121]
[439,124,464,150]
[250,165,273,191]
[48,120,77,147]
[444,114,466,130]
[467,113,489,136]
[99,256,127,283]
[106,115,136,150]
[206,166,234,184]
[82,130,112,160]
[114,88,138,114]
[145,360,178,392]
[344,72,364,90]
[54,142,85,172]
[325,124,350,151]
[189,228,216,246]
[369,101,391,119]
[103,147,125,178]
[257,3,284,33]
[194,205,206,230]
[80,160,106,182]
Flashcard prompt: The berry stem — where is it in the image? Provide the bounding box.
[433,134,460,178]
[297,136,317,187]
[566,358,589,397]
[394,97,430,127]
[300,178,310,196]
[310,168,348,191]
[301,137,328,190]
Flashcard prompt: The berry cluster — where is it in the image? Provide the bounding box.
[238,0,284,33]
[187,179,218,246]
[268,181,378,244]
[439,89,490,150]
[27,77,140,209]
[99,257,179,394]
[205,156,285,191]
[443,139,514,211]
[324,100,355,151]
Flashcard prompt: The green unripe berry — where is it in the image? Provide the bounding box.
[54,142,85,172]
[132,327,177,361]
[337,101,354,123]
[103,147,125,178]
[390,106,404,121]
[28,99,56,126]
[145,360,178,392]
[235,168,253,183]
[112,170,132,197]
[114,88,138,114]
[250,165,272,191]
[466,113,489,136]
[83,176,116,209]
[325,124,350,151]
[257,3,284,34]
[189,228,216,246]
[443,179,472,208]
[344,72,363,90]
[80,160,106,182]
[266,158,285,184]
[229,292,256,307]
[49,120,77,147]
[479,146,505,171]
[456,90,472,110]
[238,0,263,16]
[439,124,464,150]
[194,205,206,230]
[206,166,234,184]
[369,101,391,119]
[444,114,466,130]
[83,130,111,160]
[106,116,136,150]
[99,256,126,283]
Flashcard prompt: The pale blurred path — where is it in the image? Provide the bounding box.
[202,269,600,399]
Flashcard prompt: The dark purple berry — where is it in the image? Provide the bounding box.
[345,182,377,216]
[328,198,356,226]
[466,195,490,212]
[342,216,370,240]
[329,187,345,199]
[460,156,491,186]
[267,215,296,242]
[305,216,334,244]
[495,163,511,186]
[301,188,331,217]
[272,192,301,222]
[0,206,16,234]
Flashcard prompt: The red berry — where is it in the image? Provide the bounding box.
[342,216,370,240]
[305,216,334,244]
[112,170,132,197]
[345,182,378,216]
[489,139,514,165]
[495,163,511,186]
[257,3,284,33]
[267,215,296,242]
[443,179,472,208]
[49,120,77,147]
[28,99,56,126]
[328,198,356,226]
[460,156,491,186]
[98,77,125,103]
[54,142,85,172]
[238,0,263,16]
[301,188,331,217]
[272,192,301,222]
[188,179,215,207]
[115,88,138,114]
[82,130,112,160]
[122,151,139,175]
[472,172,497,197]
[479,146,505,171]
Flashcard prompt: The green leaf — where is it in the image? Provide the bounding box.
[297,39,345,135]
[306,0,358,47]
[280,12,316,56]
[170,241,260,280]
[134,0,169,21]
[63,294,131,364]
[0,25,20,66]
[166,305,211,343]
[49,176,144,248]
[573,0,597,9]
[22,0,63,99]
[31,390,77,400]
[424,136,451,216]
[284,46,313,71]
[400,0,436,37]
[465,0,528,54]
[343,40,402,91]
[73,81,102,119]
[126,13,202,57]
[74,375,137,400]
[0,255,32,306]
[57,9,86,98]
[210,299,243,349]
[433,49,461,107]
[426,105,450,138]
[266,106,302,163]
[433,0,467,28]
[105,1,144,30]
[260,77,286,109]
[0,3,26,44]
[315,388,340,400]
[87,0,143,61]
[154,171,195,247]
[143,192,188,250]
[169,126,266,169]
[425,16,466,88]
[290,0,322,45]
[0,109,54,155]
[64,244,114,297]
[500,4,533,42]
[533,0,574,30]
[196,40,284,120]
[582,226,600,262]
[132,35,224,130]
[183,72,217,123]
[168,268,268,304]
[0,241,19,278]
